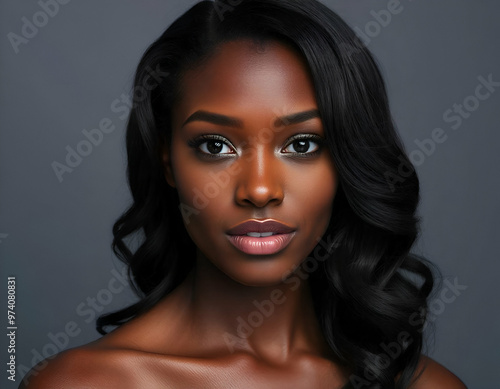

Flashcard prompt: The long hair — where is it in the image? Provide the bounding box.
[97,1,436,387]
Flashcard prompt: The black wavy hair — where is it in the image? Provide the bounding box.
[97,1,437,387]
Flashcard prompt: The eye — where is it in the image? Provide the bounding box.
[282,134,323,156]
[199,140,233,155]
[187,134,236,158]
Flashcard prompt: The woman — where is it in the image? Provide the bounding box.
[21,0,467,387]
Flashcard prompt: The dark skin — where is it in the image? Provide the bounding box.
[20,40,467,388]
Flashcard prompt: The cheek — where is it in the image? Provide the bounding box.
[294,159,337,204]
[173,157,233,230]
[292,161,338,238]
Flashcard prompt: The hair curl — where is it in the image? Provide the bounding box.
[97,1,437,387]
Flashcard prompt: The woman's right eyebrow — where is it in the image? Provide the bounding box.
[181,109,320,129]
[182,110,243,128]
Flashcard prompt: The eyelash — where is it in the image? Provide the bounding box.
[187,133,325,160]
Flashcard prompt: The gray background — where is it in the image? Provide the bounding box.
[1,1,498,388]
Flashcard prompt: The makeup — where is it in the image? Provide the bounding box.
[226,219,296,255]
[226,233,296,255]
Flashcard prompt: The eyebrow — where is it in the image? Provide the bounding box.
[181,109,321,128]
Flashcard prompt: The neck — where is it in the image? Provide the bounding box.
[168,250,332,364]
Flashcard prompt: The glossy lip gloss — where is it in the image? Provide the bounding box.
[225,219,297,255]
[226,232,296,255]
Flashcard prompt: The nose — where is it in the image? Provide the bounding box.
[234,147,284,208]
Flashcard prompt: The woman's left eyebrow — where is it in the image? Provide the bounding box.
[273,109,320,128]
[181,109,320,129]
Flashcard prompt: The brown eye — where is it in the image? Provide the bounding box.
[291,139,313,153]
[204,140,224,154]
[282,135,322,155]
[188,135,236,158]
[199,139,233,155]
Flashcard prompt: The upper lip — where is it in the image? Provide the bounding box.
[226,219,296,235]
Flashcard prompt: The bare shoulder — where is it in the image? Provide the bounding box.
[18,301,173,389]
[410,355,467,389]
[18,302,178,388]
[18,346,133,389]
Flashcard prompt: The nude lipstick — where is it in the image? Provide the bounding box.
[226,219,296,255]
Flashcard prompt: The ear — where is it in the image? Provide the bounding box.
[161,144,176,188]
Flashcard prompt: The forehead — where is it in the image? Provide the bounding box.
[171,39,319,129]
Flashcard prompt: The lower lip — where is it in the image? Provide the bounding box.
[226,232,296,255]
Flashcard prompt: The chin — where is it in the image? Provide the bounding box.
[223,261,298,288]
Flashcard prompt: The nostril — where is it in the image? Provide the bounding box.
[235,184,284,208]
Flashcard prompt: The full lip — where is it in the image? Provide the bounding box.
[225,219,297,256]
[226,219,296,236]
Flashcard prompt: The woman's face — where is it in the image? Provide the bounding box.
[164,39,338,287]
